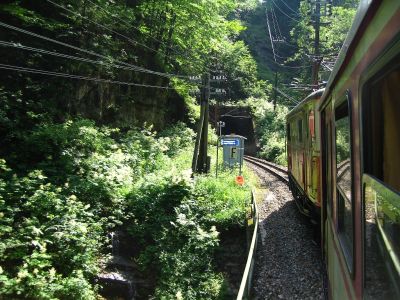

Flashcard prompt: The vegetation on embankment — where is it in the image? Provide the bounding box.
[0,119,253,299]
[250,99,288,166]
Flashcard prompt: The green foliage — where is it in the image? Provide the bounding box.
[0,118,249,298]
[194,173,249,229]
[249,97,289,165]
[0,166,101,299]
[216,40,267,100]
[153,203,223,299]
[289,0,358,84]
[157,122,196,157]
[335,117,350,163]
[125,166,251,299]
[0,0,261,128]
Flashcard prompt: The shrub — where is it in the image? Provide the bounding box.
[248,98,288,165]
[0,164,101,298]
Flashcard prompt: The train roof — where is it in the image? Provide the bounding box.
[319,0,375,107]
[287,88,325,119]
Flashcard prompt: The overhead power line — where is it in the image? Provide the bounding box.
[0,22,189,79]
[271,85,299,105]
[49,0,210,74]
[0,63,182,90]
[85,0,184,58]
[271,6,284,41]
[277,0,299,15]
[0,41,151,74]
[0,40,201,89]
[46,0,159,54]
[265,9,277,62]
[271,0,299,22]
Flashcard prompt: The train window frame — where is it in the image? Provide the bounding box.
[334,90,355,277]
[360,38,400,298]
[298,119,303,143]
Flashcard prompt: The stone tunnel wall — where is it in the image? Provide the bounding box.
[209,105,258,156]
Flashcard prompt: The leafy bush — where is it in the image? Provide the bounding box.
[249,98,288,165]
[194,173,249,230]
[0,165,101,298]
[157,122,196,157]
[0,118,250,299]
[153,203,223,300]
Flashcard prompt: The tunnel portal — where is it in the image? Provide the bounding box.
[210,106,258,155]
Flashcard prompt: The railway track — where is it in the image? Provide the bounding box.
[245,155,325,299]
[243,155,288,184]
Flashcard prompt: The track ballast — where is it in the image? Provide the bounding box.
[245,157,325,299]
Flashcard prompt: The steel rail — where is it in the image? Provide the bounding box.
[244,156,288,184]
[244,155,287,174]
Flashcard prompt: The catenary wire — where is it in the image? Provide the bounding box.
[271,0,300,22]
[271,6,284,41]
[277,0,299,15]
[85,0,185,58]
[48,0,211,74]
[0,22,190,79]
[46,0,159,54]
[265,9,277,62]
[0,40,202,89]
[0,41,157,74]
[0,63,185,90]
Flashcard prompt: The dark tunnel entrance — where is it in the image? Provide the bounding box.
[210,106,258,155]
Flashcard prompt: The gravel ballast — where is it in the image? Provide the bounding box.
[247,161,325,300]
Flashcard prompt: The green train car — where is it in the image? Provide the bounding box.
[318,0,400,298]
[287,89,324,222]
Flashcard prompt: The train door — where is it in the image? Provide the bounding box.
[307,106,319,204]
[287,122,292,172]
[298,115,305,190]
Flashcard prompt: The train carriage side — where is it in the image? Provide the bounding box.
[287,89,323,221]
[318,0,400,299]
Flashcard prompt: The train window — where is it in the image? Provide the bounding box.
[298,119,303,143]
[335,96,354,272]
[309,110,315,139]
[362,59,400,299]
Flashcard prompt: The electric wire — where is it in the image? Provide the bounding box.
[0,63,183,90]
[51,0,211,74]
[85,0,186,59]
[271,0,299,22]
[271,85,299,105]
[0,22,190,79]
[270,7,279,41]
[271,7,283,41]
[277,0,299,15]
[0,41,157,74]
[265,9,305,68]
[46,0,159,54]
[273,61,312,69]
[265,9,277,62]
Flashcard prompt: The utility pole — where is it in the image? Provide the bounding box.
[273,71,278,110]
[310,0,332,89]
[197,72,210,173]
[311,0,321,89]
[191,91,205,174]
[192,72,210,174]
